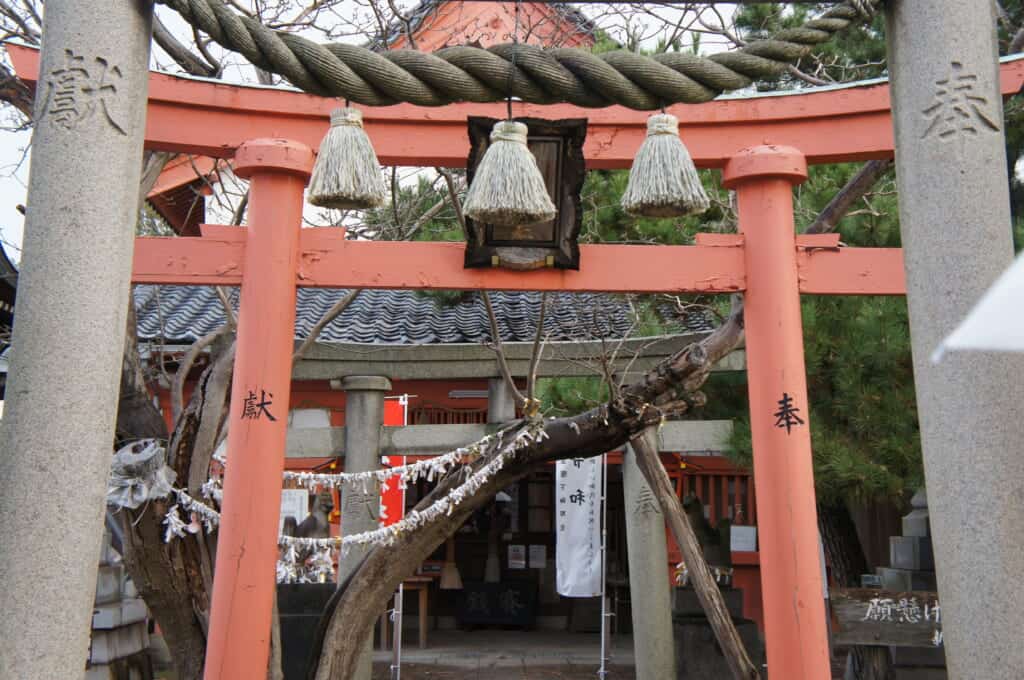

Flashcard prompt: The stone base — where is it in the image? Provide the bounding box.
[890,646,947,667]
[673,586,745,619]
[890,536,934,571]
[85,650,153,680]
[673,615,763,680]
[278,583,337,680]
[902,507,930,539]
[876,567,937,592]
[890,669,947,680]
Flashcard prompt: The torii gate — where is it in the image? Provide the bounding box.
[4,23,1024,680]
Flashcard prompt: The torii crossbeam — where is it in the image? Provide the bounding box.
[8,44,1024,680]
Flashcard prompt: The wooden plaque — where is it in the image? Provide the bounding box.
[464,117,587,270]
[831,588,943,648]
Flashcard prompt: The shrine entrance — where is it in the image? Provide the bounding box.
[5,13,1024,679]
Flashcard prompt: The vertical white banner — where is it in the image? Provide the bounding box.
[556,455,602,597]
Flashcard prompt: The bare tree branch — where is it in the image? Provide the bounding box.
[153,15,218,77]
[805,159,894,235]
[171,324,231,423]
[630,427,761,680]
[525,292,547,411]
[482,290,528,408]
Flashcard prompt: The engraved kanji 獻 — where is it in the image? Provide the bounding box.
[43,50,126,134]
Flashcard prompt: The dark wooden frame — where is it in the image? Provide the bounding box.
[463,117,587,270]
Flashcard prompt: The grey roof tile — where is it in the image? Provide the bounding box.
[133,286,716,345]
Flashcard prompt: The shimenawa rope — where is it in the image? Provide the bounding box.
[156,0,882,110]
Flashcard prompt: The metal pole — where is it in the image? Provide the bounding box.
[597,450,610,679]
[722,145,830,680]
[203,139,313,680]
[391,584,404,680]
[0,3,154,677]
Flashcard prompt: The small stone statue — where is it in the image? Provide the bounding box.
[682,492,733,572]
[295,491,335,539]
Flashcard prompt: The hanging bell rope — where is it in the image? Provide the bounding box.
[621,113,709,218]
[462,0,555,227]
[307,107,387,210]
[157,0,883,110]
[463,122,557,227]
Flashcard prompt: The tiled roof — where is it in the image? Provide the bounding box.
[375,0,597,48]
[133,286,716,346]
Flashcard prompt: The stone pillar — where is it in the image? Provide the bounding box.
[887,4,1024,676]
[340,375,391,680]
[0,3,153,678]
[623,429,677,680]
[487,377,517,423]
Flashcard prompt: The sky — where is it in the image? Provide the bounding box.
[0,2,745,263]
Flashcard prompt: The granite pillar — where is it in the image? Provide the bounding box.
[623,429,677,680]
[487,377,517,423]
[887,3,1024,676]
[340,375,391,680]
[0,2,153,678]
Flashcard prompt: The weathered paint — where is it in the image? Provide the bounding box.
[202,139,314,680]
[11,46,1024,171]
[723,146,831,679]
[130,226,906,295]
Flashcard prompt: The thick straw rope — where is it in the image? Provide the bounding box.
[157,0,881,110]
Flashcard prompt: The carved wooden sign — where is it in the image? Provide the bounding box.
[831,588,943,648]
[464,117,586,270]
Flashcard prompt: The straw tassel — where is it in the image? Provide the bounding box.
[621,113,709,218]
[464,120,557,226]
[308,107,387,210]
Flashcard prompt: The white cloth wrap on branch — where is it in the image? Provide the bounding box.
[107,439,177,509]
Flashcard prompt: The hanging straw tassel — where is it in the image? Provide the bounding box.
[308,107,387,210]
[621,113,709,218]
[464,120,557,226]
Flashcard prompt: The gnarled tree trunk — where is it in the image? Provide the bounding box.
[116,322,235,680]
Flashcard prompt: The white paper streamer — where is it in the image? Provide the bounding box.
[164,421,549,580]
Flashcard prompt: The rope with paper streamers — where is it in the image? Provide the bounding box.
[207,421,528,490]
[157,0,880,110]
[160,420,548,580]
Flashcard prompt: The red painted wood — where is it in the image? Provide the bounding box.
[132,229,747,293]
[129,227,907,295]
[11,46,1023,169]
[724,145,830,678]
[202,140,314,680]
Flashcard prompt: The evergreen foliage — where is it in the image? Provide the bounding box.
[703,163,921,504]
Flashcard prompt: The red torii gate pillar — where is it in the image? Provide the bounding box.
[203,139,313,680]
[724,146,830,679]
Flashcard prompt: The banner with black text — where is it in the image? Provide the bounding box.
[556,455,602,597]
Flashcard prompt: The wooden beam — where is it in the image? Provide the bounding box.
[130,226,906,295]
[14,46,1023,169]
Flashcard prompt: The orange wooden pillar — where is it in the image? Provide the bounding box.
[203,139,314,680]
[723,146,830,679]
